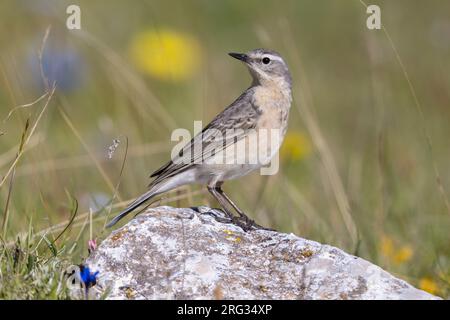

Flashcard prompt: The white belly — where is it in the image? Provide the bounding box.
[199,127,285,181]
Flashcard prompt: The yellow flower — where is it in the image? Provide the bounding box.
[419,277,438,295]
[280,132,311,162]
[129,29,201,81]
[380,235,413,266]
[380,235,394,258]
[393,245,413,265]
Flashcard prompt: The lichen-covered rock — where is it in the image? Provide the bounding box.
[85,206,439,300]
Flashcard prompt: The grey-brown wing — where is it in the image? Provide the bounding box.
[148,88,261,187]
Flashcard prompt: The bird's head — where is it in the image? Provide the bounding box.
[229,49,292,89]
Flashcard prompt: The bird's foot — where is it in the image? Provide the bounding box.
[230,216,253,231]
[195,207,274,232]
[224,212,275,232]
[197,207,230,222]
[240,217,275,232]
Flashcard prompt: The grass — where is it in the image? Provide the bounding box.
[1,0,449,299]
[0,229,72,299]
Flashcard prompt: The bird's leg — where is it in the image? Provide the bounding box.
[207,184,250,230]
[214,185,274,231]
[207,186,236,220]
[214,186,248,220]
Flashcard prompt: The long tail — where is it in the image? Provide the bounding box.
[106,189,158,228]
[106,169,194,228]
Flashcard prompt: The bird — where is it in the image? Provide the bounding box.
[107,48,292,230]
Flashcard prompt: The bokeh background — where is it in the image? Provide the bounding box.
[0,0,449,298]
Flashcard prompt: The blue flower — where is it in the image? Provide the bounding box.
[27,38,86,92]
[79,265,99,288]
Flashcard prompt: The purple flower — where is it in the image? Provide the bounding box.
[88,239,97,254]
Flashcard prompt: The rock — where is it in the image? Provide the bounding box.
[85,206,440,300]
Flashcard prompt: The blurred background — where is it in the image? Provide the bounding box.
[0,0,449,298]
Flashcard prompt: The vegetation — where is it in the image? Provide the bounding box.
[0,0,449,298]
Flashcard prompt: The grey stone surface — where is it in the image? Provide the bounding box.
[86,206,440,300]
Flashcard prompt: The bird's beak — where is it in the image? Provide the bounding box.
[228,52,249,63]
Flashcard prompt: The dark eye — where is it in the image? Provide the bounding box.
[262,57,270,64]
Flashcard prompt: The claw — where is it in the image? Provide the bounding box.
[194,207,275,232]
